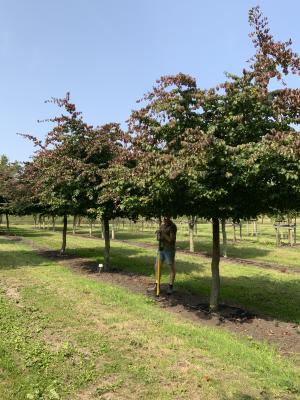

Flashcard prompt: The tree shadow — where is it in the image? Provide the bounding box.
[115,231,155,241]
[62,244,300,324]
[222,394,269,400]
[1,235,299,324]
[175,274,300,324]
[176,239,272,260]
[222,245,274,260]
[5,228,54,238]
[0,249,50,269]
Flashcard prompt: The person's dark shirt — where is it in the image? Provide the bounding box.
[158,221,177,251]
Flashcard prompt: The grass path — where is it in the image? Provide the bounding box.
[1,236,300,399]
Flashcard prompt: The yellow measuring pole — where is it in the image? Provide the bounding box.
[156,252,161,297]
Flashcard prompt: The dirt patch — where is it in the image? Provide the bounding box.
[5,286,21,302]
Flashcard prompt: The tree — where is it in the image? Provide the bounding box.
[106,7,300,310]
[101,73,199,222]
[177,7,300,309]
[23,94,125,266]
[0,155,21,229]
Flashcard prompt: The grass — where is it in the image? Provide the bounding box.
[110,225,300,269]
[5,225,300,325]
[7,216,300,267]
[0,236,300,399]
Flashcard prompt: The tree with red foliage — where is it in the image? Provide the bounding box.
[24,94,125,266]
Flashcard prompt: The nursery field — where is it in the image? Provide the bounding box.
[0,223,300,399]
[10,216,300,268]
[1,4,300,400]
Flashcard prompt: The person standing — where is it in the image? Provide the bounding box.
[153,216,177,295]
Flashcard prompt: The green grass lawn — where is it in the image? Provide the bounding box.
[7,217,300,268]
[6,225,300,325]
[114,221,300,267]
[50,219,299,269]
[0,236,300,399]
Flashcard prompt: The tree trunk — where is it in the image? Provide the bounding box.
[276,226,280,246]
[233,224,236,243]
[158,216,162,227]
[221,218,227,258]
[287,217,292,246]
[101,220,104,239]
[72,215,77,235]
[60,215,67,254]
[42,216,45,230]
[102,218,110,270]
[52,216,56,232]
[239,223,242,240]
[253,220,257,236]
[6,213,9,230]
[188,216,195,252]
[111,221,115,240]
[210,218,220,311]
[33,214,37,229]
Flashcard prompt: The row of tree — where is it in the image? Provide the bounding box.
[1,7,300,310]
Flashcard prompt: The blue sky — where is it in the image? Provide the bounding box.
[1,0,299,162]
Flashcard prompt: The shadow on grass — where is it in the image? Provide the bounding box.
[114,231,155,241]
[224,395,264,400]
[180,274,300,323]
[176,240,273,260]
[4,228,54,238]
[0,250,50,269]
[1,235,299,324]
[57,247,300,323]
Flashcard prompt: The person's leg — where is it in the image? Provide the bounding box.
[166,250,176,294]
[168,261,176,286]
